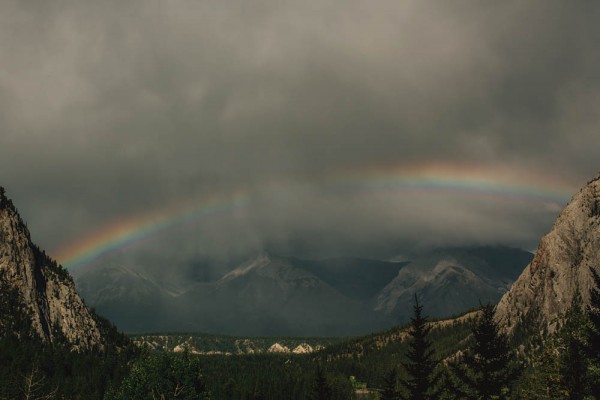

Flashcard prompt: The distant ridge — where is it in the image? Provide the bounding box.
[75,246,530,336]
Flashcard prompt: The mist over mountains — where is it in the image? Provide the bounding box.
[74,246,532,336]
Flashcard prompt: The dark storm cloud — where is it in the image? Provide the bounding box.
[1,0,599,263]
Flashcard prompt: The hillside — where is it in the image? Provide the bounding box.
[0,187,136,399]
[195,309,480,399]
[130,332,344,355]
[0,187,114,350]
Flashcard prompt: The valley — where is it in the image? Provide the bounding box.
[2,173,600,399]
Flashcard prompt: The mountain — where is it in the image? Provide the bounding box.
[0,187,110,351]
[73,264,176,332]
[496,172,600,336]
[289,256,410,302]
[180,253,400,335]
[75,246,530,336]
[375,246,533,321]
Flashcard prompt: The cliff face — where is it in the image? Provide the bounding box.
[495,173,600,335]
[0,188,105,351]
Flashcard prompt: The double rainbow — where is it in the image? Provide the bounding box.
[53,163,577,271]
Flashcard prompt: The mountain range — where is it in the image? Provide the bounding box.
[2,172,600,398]
[74,246,532,336]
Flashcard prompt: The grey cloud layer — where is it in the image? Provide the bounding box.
[1,0,599,261]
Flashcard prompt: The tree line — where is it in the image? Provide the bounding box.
[2,266,600,399]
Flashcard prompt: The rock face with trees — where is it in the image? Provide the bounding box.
[0,187,106,350]
[495,173,600,336]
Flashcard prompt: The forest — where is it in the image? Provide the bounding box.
[1,269,600,399]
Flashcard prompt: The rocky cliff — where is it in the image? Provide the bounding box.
[495,172,600,335]
[0,187,105,351]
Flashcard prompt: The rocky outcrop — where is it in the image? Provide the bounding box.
[292,343,314,354]
[267,343,290,353]
[0,187,105,351]
[495,172,600,335]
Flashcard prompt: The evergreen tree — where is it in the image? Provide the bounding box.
[451,303,520,399]
[586,267,600,394]
[381,368,400,400]
[558,289,590,400]
[400,294,440,400]
[105,352,209,400]
[311,366,331,400]
[516,341,563,400]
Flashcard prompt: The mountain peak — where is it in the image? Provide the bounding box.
[220,251,273,280]
[496,174,600,335]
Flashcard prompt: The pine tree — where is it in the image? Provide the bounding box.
[516,341,563,400]
[381,368,400,400]
[400,294,440,400]
[311,366,331,400]
[586,267,600,394]
[558,289,590,400]
[451,303,520,399]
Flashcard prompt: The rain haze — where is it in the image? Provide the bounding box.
[1,0,600,273]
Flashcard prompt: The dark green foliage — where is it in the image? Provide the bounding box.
[520,288,598,399]
[0,288,134,399]
[586,267,600,394]
[558,290,590,400]
[0,334,136,400]
[450,304,520,399]
[400,295,441,400]
[515,339,564,400]
[381,368,401,400]
[0,186,138,399]
[105,352,209,400]
[197,354,354,400]
[311,366,331,400]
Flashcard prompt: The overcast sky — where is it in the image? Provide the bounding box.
[1,1,599,267]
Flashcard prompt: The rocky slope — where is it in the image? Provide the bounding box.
[0,187,106,351]
[495,173,600,335]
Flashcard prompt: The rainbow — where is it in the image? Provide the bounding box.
[326,162,575,206]
[53,189,252,272]
[53,162,578,271]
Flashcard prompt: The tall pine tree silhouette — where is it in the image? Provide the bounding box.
[586,267,600,394]
[559,289,590,400]
[401,294,440,400]
[381,368,400,400]
[311,366,331,400]
[451,303,520,399]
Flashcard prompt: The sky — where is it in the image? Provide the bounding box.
[1,1,599,271]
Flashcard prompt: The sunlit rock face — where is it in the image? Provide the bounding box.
[0,187,105,351]
[496,172,600,336]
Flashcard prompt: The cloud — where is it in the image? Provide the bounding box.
[1,0,599,266]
